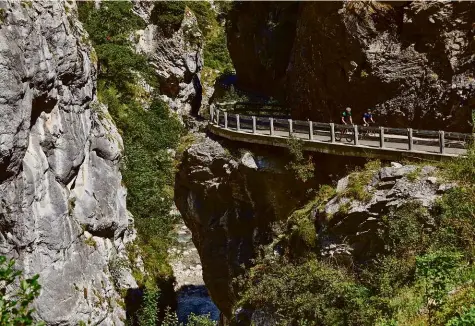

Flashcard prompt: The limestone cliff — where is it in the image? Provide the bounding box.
[227,1,475,131]
[0,1,136,324]
[135,2,204,116]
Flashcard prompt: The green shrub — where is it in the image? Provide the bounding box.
[187,313,216,326]
[381,202,431,255]
[150,1,187,37]
[151,1,215,38]
[447,306,475,326]
[78,1,145,46]
[78,5,186,325]
[416,251,463,316]
[433,187,475,258]
[0,256,44,326]
[285,137,315,182]
[237,258,378,325]
[137,287,159,326]
[433,283,475,325]
[204,29,233,72]
[445,145,475,185]
[343,160,380,202]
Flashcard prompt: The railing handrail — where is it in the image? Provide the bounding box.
[209,107,471,157]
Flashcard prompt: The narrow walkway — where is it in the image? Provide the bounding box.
[208,108,472,161]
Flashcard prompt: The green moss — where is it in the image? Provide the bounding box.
[84,236,97,249]
[343,160,381,202]
[0,8,5,24]
[406,166,422,182]
[339,201,351,215]
[21,1,32,9]
[286,185,336,254]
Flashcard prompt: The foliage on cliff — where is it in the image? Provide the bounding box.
[0,256,44,326]
[151,1,232,72]
[237,148,475,325]
[78,2,185,324]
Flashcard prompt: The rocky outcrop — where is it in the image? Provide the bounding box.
[174,136,313,317]
[316,162,454,262]
[0,1,136,324]
[227,1,475,131]
[136,5,204,116]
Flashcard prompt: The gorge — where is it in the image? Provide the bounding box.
[0,1,474,326]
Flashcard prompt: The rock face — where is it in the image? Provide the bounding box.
[174,137,313,317]
[0,1,136,324]
[136,5,204,116]
[227,1,475,131]
[316,163,453,261]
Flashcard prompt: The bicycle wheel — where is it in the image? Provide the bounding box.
[345,130,354,143]
[335,131,342,141]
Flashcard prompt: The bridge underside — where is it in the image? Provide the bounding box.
[209,124,458,162]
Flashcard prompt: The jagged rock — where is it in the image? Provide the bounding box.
[0,1,137,324]
[336,175,349,193]
[136,6,204,117]
[227,1,475,131]
[318,164,452,258]
[379,165,417,181]
[174,137,313,317]
[241,152,258,170]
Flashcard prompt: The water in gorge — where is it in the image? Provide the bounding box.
[169,222,220,324]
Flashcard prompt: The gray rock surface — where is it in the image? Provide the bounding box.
[174,137,313,317]
[136,6,204,117]
[0,1,137,324]
[317,163,453,259]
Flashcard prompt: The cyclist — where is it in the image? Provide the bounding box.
[341,107,353,125]
[362,108,375,126]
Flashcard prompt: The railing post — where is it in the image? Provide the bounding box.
[330,123,335,143]
[270,117,274,136]
[309,120,314,140]
[210,106,214,123]
[288,119,293,136]
[408,128,413,151]
[216,109,220,126]
[236,114,240,131]
[439,130,445,154]
[224,111,228,129]
[353,124,359,145]
[379,126,385,148]
[252,116,257,134]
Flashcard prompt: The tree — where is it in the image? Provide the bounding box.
[0,256,44,325]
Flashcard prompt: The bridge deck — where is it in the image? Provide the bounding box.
[208,108,471,161]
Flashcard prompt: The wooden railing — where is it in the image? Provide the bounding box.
[209,107,472,156]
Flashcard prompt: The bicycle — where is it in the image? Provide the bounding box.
[335,125,354,143]
[358,123,378,141]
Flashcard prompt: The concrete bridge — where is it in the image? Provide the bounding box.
[208,106,472,161]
